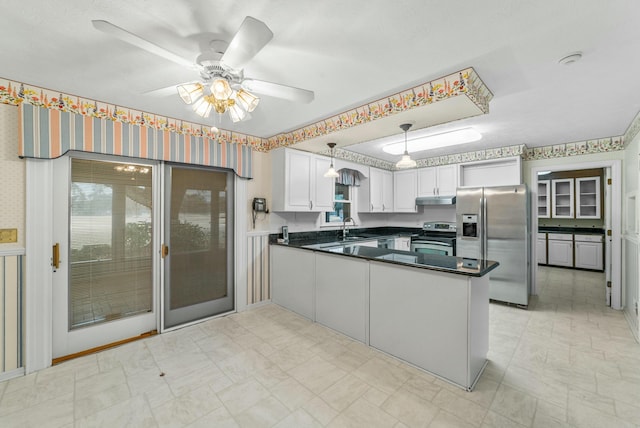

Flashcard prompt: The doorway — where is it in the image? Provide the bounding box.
[530,160,622,309]
[51,155,235,359]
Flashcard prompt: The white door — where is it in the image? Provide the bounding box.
[52,156,158,359]
[381,170,394,212]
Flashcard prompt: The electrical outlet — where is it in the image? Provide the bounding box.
[0,229,18,243]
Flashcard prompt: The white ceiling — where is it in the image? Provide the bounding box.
[1,0,639,162]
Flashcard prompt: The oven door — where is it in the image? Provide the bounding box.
[410,240,454,256]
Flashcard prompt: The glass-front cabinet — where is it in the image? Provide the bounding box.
[576,176,601,219]
[551,178,574,218]
[537,180,550,218]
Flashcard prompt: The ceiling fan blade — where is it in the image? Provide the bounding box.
[92,20,196,70]
[142,82,189,97]
[242,79,315,103]
[220,16,273,70]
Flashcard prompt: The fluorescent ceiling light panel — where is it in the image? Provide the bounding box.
[383,128,482,155]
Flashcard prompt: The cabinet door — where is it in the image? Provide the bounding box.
[381,170,394,212]
[312,156,335,212]
[547,239,573,267]
[417,167,437,197]
[536,238,547,264]
[575,241,603,270]
[576,177,601,219]
[369,168,384,212]
[551,178,574,218]
[437,164,458,196]
[537,180,550,218]
[393,170,417,212]
[286,150,313,211]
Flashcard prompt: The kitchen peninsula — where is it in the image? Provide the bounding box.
[270,233,499,391]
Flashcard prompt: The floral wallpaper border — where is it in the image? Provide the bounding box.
[320,136,625,172]
[266,67,493,150]
[624,110,640,145]
[0,75,633,164]
[0,68,492,154]
[0,79,263,149]
[523,137,624,161]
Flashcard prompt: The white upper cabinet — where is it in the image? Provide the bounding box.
[359,167,393,213]
[312,156,335,212]
[537,179,550,218]
[551,178,574,219]
[393,169,417,212]
[459,156,522,187]
[271,148,334,212]
[576,176,601,219]
[417,164,458,197]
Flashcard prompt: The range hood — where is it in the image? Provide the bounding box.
[415,196,456,205]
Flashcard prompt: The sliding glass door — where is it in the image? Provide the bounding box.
[163,164,234,328]
[52,156,158,358]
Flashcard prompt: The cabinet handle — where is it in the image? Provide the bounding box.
[309,200,313,210]
[433,187,436,195]
[382,204,385,211]
[371,204,373,211]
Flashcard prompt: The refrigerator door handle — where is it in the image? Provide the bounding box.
[481,192,487,261]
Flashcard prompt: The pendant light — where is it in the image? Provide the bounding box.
[396,123,417,169]
[324,143,340,178]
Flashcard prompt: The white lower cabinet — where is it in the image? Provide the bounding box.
[315,253,369,343]
[547,233,573,267]
[270,245,315,320]
[537,233,547,264]
[574,235,604,270]
[369,262,488,389]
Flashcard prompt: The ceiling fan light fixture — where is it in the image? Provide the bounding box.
[396,123,417,169]
[228,100,247,123]
[211,78,233,100]
[236,89,260,112]
[177,82,203,104]
[192,96,214,118]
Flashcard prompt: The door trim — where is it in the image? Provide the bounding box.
[25,158,54,373]
[530,159,622,309]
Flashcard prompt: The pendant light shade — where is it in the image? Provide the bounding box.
[324,142,340,178]
[396,123,417,169]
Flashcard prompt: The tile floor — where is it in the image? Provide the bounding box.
[1,266,639,427]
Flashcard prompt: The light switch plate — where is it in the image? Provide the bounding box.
[0,229,18,243]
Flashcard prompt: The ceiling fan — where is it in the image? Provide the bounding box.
[92,16,314,124]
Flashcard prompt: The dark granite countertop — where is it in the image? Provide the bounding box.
[272,240,499,277]
[538,226,605,235]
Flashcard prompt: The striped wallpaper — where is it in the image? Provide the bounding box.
[18,104,253,178]
[247,233,270,305]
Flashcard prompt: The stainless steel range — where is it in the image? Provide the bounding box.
[410,222,457,256]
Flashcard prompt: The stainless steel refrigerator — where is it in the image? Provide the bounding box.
[456,185,531,307]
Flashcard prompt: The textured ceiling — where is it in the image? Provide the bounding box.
[0,0,639,162]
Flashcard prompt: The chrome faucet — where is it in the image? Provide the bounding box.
[342,216,356,240]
